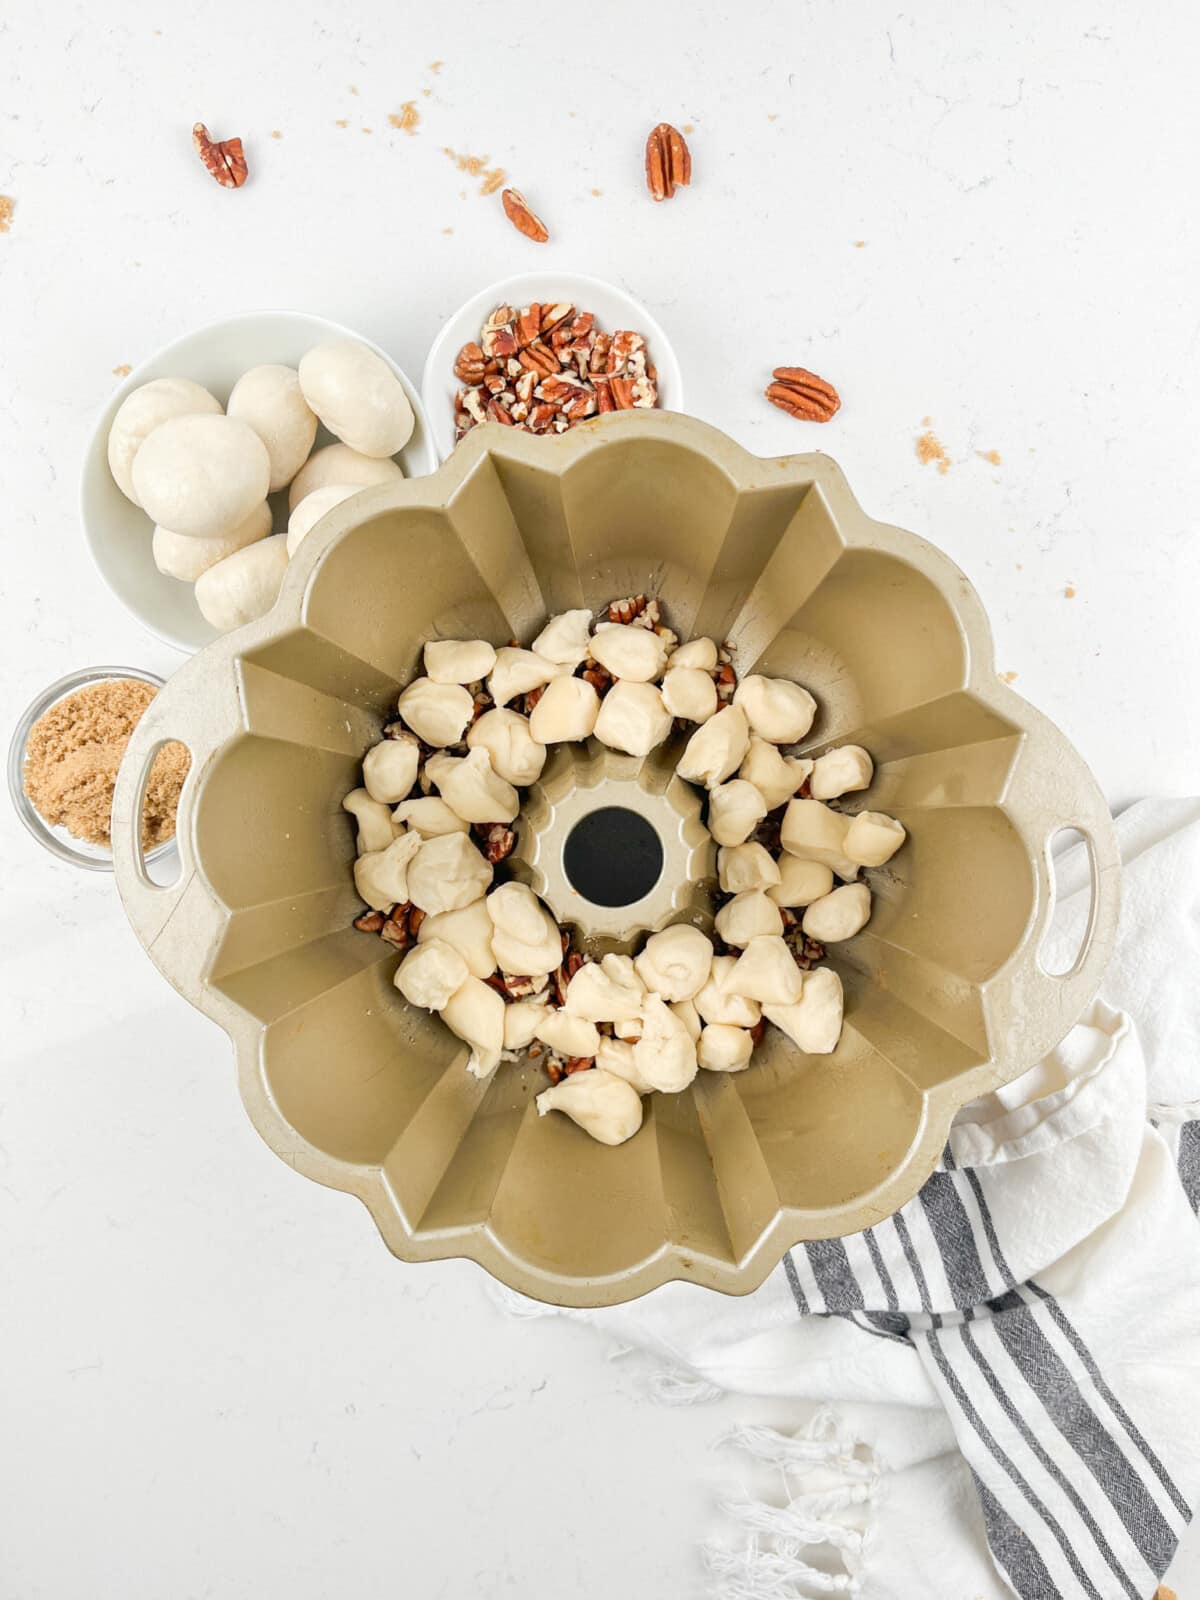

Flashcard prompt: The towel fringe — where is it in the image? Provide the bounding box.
[704,1411,879,1599]
[644,1367,726,1405]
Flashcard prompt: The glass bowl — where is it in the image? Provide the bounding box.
[8,666,176,872]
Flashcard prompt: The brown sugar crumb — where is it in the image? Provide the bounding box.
[916,429,951,475]
[335,119,348,128]
[767,114,778,121]
[421,88,432,97]
[271,130,282,140]
[0,196,14,234]
[854,239,866,248]
[349,85,359,95]
[480,167,506,195]
[112,363,132,377]
[999,670,1018,684]
[389,101,420,135]
[443,147,506,194]
[1064,584,1077,599]
[429,60,444,73]
[591,188,602,196]
[23,678,190,851]
[442,227,453,234]
[683,123,695,133]
[977,448,1002,465]
[362,127,374,134]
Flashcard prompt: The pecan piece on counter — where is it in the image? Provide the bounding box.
[501,187,550,243]
[192,122,248,188]
[645,122,691,201]
[766,367,841,423]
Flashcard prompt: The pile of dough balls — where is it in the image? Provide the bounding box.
[107,341,415,633]
[346,601,907,1147]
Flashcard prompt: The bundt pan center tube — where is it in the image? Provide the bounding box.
[110,411,1120,1308]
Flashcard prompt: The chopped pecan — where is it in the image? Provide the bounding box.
[483,372,507,396]
[581,662,614,695]
[522,683,547,714]
[592,377,615,413]
[352,908,386,934]
[544,1056,565,1085]
[475,821,517,863]
[409,908,426,936]
[193,122,248,188]
[518,343,560,379]
[487,398,515,425]
[610,377,636,410]
[541,302,574,333]
[454,342,487,384]
[481,322,519,361]
[644,122,691,201]
[608,595,648,625]
[501,187,550,243]
[749,1018,766,1047]
[766,367,841,423]
[563,1056,595,1076]
[515,304,542,347]
[380,902,417,948]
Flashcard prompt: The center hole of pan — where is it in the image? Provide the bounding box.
[563,807,664,907]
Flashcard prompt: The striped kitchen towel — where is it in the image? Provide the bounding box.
[497,799,1200,1598]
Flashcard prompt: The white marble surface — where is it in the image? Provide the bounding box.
[3,2,1199,1594]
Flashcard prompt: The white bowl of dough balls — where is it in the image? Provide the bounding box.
[81,311,436,653]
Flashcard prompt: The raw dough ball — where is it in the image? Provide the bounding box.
[697,1023,755,1073]
[504,999,551,1052]
[133,414,270,540]
[764,967,844,1055]
[353,830,423,911]
[107,377,223,505]
[739,738,812,810]
[661,666,718,723]
[298,339,416,458]
[227,364,318,492]
[425,638,497,684]
[286,484,360,557]
[406,831,492,915]
[810,745,874,801]
[596,1037,655,1095]
[669,637,718,672]
[532,609,593,666]
[342,787,398,854]
[634,923,714,1003]
[802,882,872,942]
[153,501,271,582]
[488,647,565,707]
[780,798,860,881]
[392,796,469,837]
[395,939,469,1010]
[767,856,834,908]
[717,843,782,895]
[677,705,750,789]
[536,1009,601,1061]
[427,748,519,824]
[467,708,547,787]
[733,675,818,744]
[536,1069,643,1146]
[195,534,289,632]
[417,898,496,978]
[728,935,803,1004]
[694,955,762,1027]
[529,675,600,743]
[565,957,646,1023]
[713,889,784,948]
[396,677,474,746]
[593,681,672,755]
[287,442,404,511]
[440,976,505,1078]
[589,622,668,682]
[844,811,906,867]
[487,881,564,977]
[671,998,703,1042]
[707,779,768,847]
[362,733,420,804]
[632,995,699,1093]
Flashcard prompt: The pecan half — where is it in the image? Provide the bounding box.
[608,594,648,625]
[644,122,691,201]
[192,122,248,188]
[501,187,550,243]
[766,367,841,423]
[454,342,487,384]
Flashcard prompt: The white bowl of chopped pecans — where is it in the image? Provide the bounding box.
[421,272,683,461]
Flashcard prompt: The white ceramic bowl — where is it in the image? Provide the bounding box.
[82,311,437,654]
[420,271,683,462]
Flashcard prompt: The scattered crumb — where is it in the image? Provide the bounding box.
[112,363,131,377]
[591,188,602,197]
[362,126,374,134]
[389,101,420,135]
[422,88,431,97]
[443,147,506,194]
[854,239,866,248]
[920,414,932,427]
[335,119,348,128]
[977,449,1002,466]
[1064,584,1076,599]
[349,85,359,95]
[916,430,951,475]
[429,60,444,73]
[442,227,453,234]
[999,671,1018,684]
[767,113,778,121]
[271,129,282,140]
[1015,562,1023,570]
[683,123,695,133]
[0,196,13,233]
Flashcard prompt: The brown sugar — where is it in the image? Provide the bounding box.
[0,196,14,234]
[916,429,951,475]
[22,678,190,851]
[388,101,420,135]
